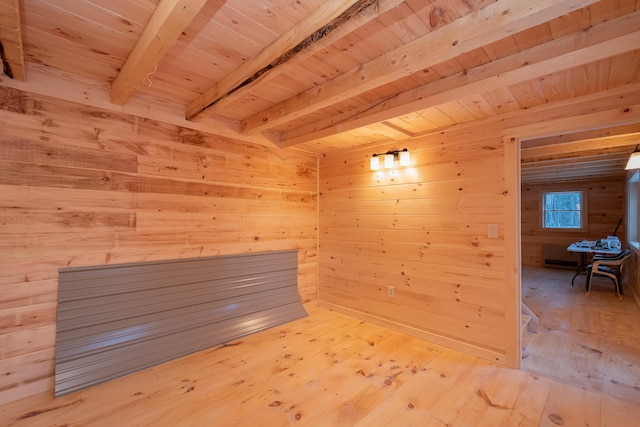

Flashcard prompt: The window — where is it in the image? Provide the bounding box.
[542,191,584,229]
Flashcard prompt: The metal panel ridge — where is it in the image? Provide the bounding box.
[54,250,306,397]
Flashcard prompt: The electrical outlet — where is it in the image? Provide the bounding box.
[388,286,395,297]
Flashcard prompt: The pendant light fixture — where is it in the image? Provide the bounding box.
[625,145,640,170]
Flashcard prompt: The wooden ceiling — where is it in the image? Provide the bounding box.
[1,0,640,183]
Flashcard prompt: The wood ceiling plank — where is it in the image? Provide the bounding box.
[481,35,520,61]
[572,59,612,96]
[420,107,458,129]
[458,94,498,119]
[511,22,553,51]
[385,112,437,135]
[33,0,146,41]
[547,7,591,38]
[521,139,640,184]
[242,0,602,136]
[23,6,136,59]
[521,169,626,184]
[523,154,630,165]
[522,124,640,148]
[481,88,520,115]
[522,144,638,161]
[508,80,547,109]
[608,49,640,87]
[523,160,628,171]
[538,69,576,103]
[507,101,640,140]
[280,10,640,147]
[502,83,640,134]
[186,0,403,121]
[110,0,209,105]
[524,160,630,174]
[23,27,123,78]
[331,31,381,65]
[445,0,499,16]
[437,100,479,123]
[0,0,25,81]
[590,0,638,24]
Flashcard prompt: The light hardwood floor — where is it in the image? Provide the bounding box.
[1,273,640,426]
[522,266,640,407]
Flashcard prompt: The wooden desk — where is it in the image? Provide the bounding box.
[567,243,622,287]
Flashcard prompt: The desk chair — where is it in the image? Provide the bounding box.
[585,249,631,298]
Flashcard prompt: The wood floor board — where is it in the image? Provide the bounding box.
[602,349,640,404]
[473,368,551,427]
[354,349,483,427]
[521,330,567,378]
[539,382,601,427]
[555,334,605,392]
[522,265,640,425]
[226,325,403,426]
[1,267,640,426]
[601,393,640,427]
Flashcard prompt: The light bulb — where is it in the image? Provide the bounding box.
[399,149,410,166]
[625,152,640,170]
[370,155,380,170]
[384,153,394,168]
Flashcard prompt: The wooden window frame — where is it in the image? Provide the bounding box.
[540,190,588,232]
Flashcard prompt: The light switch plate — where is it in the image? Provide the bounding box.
[488,224,499,238]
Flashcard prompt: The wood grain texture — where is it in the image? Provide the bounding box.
[0,87,318,405]
[110,0,210,105]
[521,266,640,423]
[318,122,509,363]
[1,304,638,426]
[241,0,603,134]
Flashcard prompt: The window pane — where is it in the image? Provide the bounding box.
[542,191,582,229]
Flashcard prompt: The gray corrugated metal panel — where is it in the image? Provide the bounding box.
[56,271,297,330]
[58,251,298,300]
[55,250,306,397]
[56,285,301,360]
[58,250,297,283]
[55,303,307,396]
[57,270,297,316]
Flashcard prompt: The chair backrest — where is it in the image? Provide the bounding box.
[599,249,631,261]
[618,249,631,260]
[594,249,631,268]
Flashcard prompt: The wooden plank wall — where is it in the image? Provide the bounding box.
[318,122,509,363]
[521,180,625,267]
[0,87,318,405]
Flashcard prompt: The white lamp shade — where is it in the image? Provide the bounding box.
[626,152,640,170]
[399,149,410,166]
[384,153,394,168]
[370,155,380,170]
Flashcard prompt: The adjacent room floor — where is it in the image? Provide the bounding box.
[1,268,640,426]
[522,265,640,406]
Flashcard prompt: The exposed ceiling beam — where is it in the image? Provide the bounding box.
[522,123,640,148]
[522,134,640,159]
[522,145,637,162]
[240,0,602,136]
[0,0,26,81]
[110,0,209,106]
[186,0,389,121]
[522,162,629,182]
[281,10,640,147]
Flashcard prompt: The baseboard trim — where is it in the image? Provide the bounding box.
[317,300,505,365]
